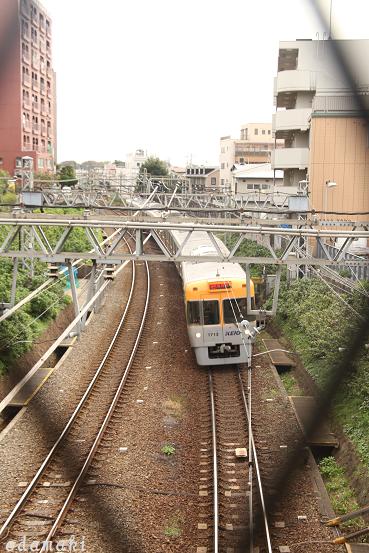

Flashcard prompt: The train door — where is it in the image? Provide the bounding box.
[186,300,222,346]
[202,299,222,345]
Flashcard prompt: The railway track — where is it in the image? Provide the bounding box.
[208,365,272,553]
[0,249,150,550]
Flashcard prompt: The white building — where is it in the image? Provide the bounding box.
[231,163,288,196]
[272,39,369,190]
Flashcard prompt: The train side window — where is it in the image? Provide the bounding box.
[187,301,201,324]
[203,300,219,325]
[223,298,247,323]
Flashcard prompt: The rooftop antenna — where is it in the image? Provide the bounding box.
[329,0,333,39]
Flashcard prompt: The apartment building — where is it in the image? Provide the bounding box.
[0,0,56,175]
[272,39,369,224]
[220,123,282,190]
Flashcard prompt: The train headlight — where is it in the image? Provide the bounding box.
[195,332,201,338]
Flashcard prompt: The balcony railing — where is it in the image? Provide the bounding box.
[271,147,309,170]
[275,70,317,96]
[272,108,311,134]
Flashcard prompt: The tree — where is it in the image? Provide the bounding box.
[0,170,10,194]
[57,165,78,186]
[139,157,169,177]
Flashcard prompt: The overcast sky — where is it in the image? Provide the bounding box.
[41,0,369,166]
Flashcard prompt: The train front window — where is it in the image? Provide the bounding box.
[223,298,247,324]
[187,301,201,324]
[203,300,219,325]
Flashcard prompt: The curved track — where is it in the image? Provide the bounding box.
[0,249,150,550]
[209,365,272,553]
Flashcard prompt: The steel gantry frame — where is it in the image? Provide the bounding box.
[0,214,368,267]
[22,187,301,212]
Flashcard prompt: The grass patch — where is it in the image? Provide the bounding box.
[319,456,364,531]
[161,444,176,456]
[164,515,182,538]
[280,371,301,396]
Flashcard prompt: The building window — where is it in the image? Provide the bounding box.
[268,130,271,135]
[38,158,44,169]
[221,179,224,186]
[221,163,225,169]
[262,129,265,135]
[211,177,216,186]
[254,128,258,135]
[0,157,3,165]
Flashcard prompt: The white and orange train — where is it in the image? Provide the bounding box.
[168,229,255,366]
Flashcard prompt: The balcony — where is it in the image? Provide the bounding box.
[47,88,52,99]
[272,108,311,136]
[32,80,39,91]
[41,104,47,116]
[47,127,52,138]
[47,66,52,78]
[32,123,39,133]
[41,125,47,137]
[40,84,46,95]
[40,40,46,54]
[23,121,31,132]
[22,52,30,64]
[23,98,31,110]
[22,29,30,41]
[46,47,51,59]
[271,147,309,170]
[40,20,46,34]
[32,101,39,113]
[21,1,30,17]
[275,69,316,95]
[22,74,31,87]
[32,55,39,70]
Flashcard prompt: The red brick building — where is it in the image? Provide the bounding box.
[0,0,56,175]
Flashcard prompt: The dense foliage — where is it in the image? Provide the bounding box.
[274,277,369,467]
[224,234,278,277]
[0,259,70,363]
[139,156,169,177]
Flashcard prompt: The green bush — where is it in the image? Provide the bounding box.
[274,277,369,468]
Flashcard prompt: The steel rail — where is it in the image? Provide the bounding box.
[208,371,219,553]
[40,259,150,549]
[238,367,273,553]
[0,242,137,541]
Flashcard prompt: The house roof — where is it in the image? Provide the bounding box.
[231,163,283,180]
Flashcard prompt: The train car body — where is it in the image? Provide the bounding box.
[170,230,255,366]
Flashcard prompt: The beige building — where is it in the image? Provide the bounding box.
[220,123,283,191]
[272,39,369,228]
[186,165,219,192]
